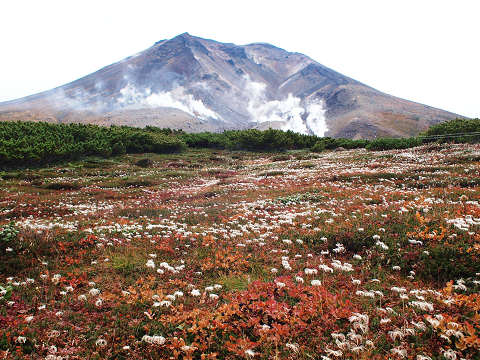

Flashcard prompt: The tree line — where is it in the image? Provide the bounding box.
[0,122,185,167]
[0,118,478,168]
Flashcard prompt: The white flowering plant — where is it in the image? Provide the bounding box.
[0,222,19,250]
[0,284,13,302]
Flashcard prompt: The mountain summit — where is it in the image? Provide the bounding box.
[0,33,459,138]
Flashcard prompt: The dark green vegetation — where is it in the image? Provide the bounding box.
[422,117,480,142]
[0,122,186,168]
[365,118,480,151]
[181,128,320,151]
[1,118,478,169]
[365,137,422,151]
[0,222,19,253]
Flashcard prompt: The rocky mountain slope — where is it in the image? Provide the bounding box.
[0,32,460,138]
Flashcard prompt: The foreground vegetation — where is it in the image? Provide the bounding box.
[1,118,478,169]
[1,142,479,359]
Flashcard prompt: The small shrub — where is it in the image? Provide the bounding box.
[44,182,82,190]
[259,170,285,177]
[135,158,154,168]
[112,254,143,275]
[311,141,326,153]
[123,179,154,187]
[163,171,190,178]
[292,162,316,169]
[0,284,13,302]
[0,222,19,252]
[271,154,291,161]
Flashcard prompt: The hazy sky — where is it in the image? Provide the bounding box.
[1,0,478,117]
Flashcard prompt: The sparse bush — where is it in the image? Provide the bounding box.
[0,284,13,302]
[311,141,326,152]
[259,170,285,177]
[44,182,82,190]
[292,162,316,169]
[122,179,155,187]
[135,158,154,168]
[271,154,291,161]
[112,254,144,275]
[0,222,19,252]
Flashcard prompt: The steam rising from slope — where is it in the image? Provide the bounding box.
[48,82,220,122]
[118,84,219,120]
[46,76,327,136]
[244,77,328,136]
[48,88,110,113]
[305,103,328,136]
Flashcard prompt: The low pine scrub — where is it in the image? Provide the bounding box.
[0,122,186,168]
[1,118,479,169]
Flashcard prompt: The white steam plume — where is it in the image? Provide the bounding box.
[305,103,327,136]
[118,84,219,120]
[244,76,328,136]
[48,88,110,113]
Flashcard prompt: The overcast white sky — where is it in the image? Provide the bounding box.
[0,0,478,117]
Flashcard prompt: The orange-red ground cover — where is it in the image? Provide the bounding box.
[1,145,479,359]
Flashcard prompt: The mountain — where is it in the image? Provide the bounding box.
[0,32,460,138]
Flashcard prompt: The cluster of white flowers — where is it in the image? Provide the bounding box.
[95,338,107,347]
[447,215,480,231]
[375,240,389,250]
[408,239,423,245]
[245,349,256,357]
[391,286,407,294]
[332,243,345,254]
[452,279,467,292]
[442,349,458,360]
[318,264,333,273]
[416,355,432,360]
[355,289,383,299]
[348,313,369,334]
[390,346,407,358]
[142,335,166,345]
[409,300,434,312]
[281,257,292,270]
[331,260,353,272]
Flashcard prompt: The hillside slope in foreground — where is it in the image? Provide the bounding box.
[1,145,480,359]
